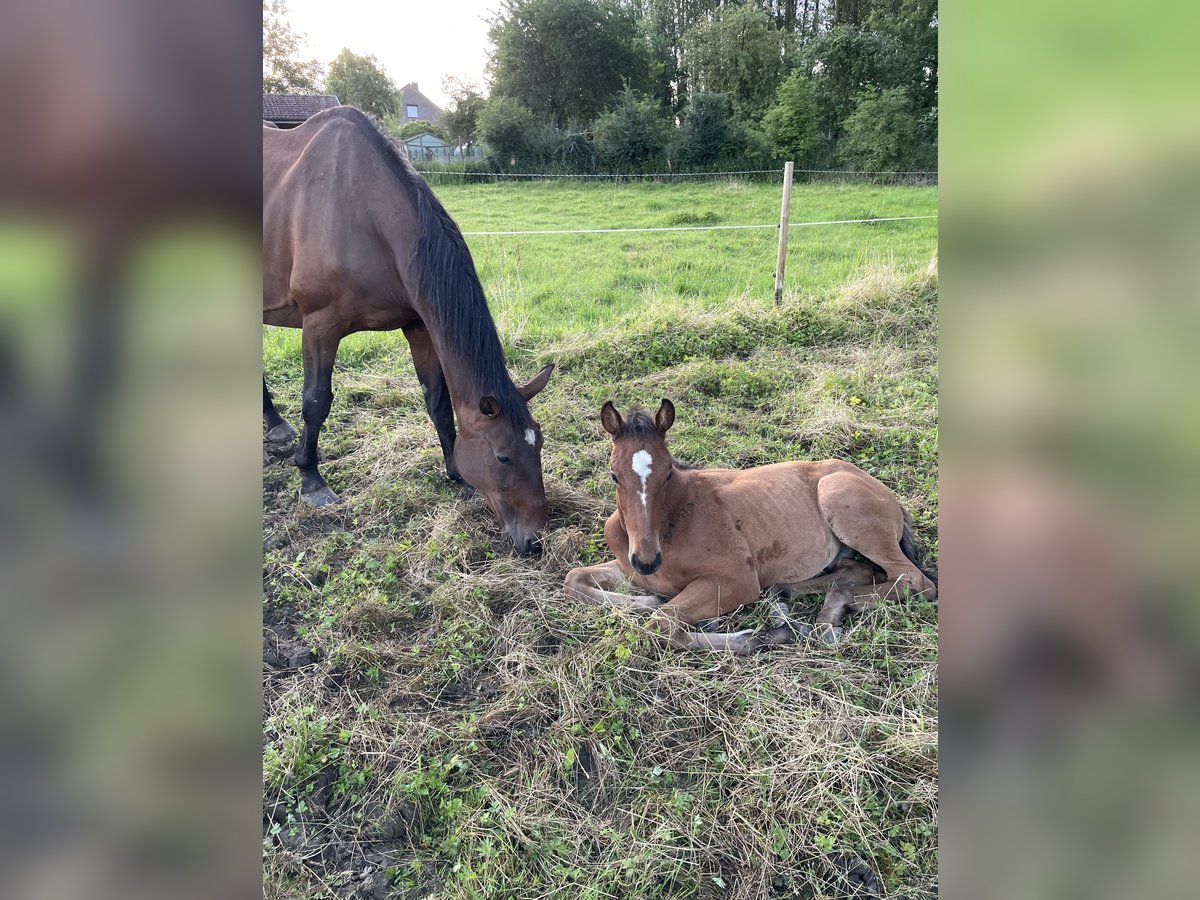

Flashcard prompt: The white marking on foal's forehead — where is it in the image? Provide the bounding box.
[630,450,653,478]
[525,428,537,447]
[631,449,653,509]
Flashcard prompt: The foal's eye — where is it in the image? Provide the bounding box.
[610,472,619,484]
[496,455,511,465]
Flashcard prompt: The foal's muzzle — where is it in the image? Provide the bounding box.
[631,551,661,575]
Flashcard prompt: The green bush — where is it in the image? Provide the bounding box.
[557,131,595,172]
[593,91,673,173]
[391,118,448,141]
[839,88,922,173]
[478,97,538,168]
[675,93,765,170]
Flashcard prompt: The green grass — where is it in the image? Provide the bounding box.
[263,179,937,900]
[264,180,936,365]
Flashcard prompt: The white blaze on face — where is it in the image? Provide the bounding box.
[631,449,653,509]
[525,428,537,447]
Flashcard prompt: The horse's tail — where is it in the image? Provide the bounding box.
[900,513,938,586]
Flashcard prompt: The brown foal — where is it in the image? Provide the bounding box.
[565,400,936,653]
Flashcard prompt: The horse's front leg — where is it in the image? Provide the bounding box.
[403,322,460,483]
[295,319,342,507]
[263,375,297,443]
[564,560,666,612]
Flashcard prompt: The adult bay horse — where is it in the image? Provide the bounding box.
[565,400,937,653]
[263,107,554,553]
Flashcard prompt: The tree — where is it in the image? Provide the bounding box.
[838,87,919,171]
[489,0,654,129]
[801,23,907,142]
[593,90,672,173]
[325,49,398,118]
[263,0,324,93]
[630,0,724,114]
[681,5,786,122]
[761,71,820,164]
[441,78,487,152]
[477,97,537,167]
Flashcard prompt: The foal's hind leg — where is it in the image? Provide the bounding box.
[263,376,297,443]
[294,319,342,507]
[812,581,891,645]
[754,562,883,647]
[817,471,936,601]
[403,322,461,483]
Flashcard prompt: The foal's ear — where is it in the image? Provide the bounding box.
[518,363,555,401]
[654,398,675,433]
[479,396,500,418]
[600,401,624,436]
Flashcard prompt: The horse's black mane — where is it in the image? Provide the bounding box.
[335,107,528,427]
[620,409,701,469]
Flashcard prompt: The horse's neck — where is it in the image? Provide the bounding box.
[663,468,695,517]
[426,328,512,414]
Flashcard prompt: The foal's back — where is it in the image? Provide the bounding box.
[689,459,906,587]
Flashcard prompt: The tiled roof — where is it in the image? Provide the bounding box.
[262,94,341,123]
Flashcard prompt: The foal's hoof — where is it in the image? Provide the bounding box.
[755,622,812,648]
[300,485,340,508]
[726,629,759,655]
[811,624,843,645]
[265,422,298,443]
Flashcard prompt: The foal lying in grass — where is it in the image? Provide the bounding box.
[565,400,936,654]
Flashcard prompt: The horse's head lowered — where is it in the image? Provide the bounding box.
[454,364,555,554]
[601,399,676,576]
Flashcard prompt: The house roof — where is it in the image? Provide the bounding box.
[399,83,444,121]
[262,94,341,124]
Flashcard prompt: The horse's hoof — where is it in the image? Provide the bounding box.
[300,485,340,507]
[265,422,297,443]
[811,624,843,645]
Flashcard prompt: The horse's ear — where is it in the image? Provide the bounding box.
[518,363,555,402]
[655,398,675,433]
[479,396,500,418]
[600,401,623,436]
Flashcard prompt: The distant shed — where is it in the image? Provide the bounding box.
[401,131,449,161]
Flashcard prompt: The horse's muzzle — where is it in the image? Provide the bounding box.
[631,551,661,575]
[513,533,543,556]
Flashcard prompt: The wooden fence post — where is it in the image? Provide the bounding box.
[773,161,794,306]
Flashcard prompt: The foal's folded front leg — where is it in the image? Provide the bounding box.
[649,575,763,654]
[564,559,666,612]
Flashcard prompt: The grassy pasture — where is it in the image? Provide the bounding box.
[263,179,938,899]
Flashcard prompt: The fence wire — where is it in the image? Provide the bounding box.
[461,214,936,237]
[415,167,937,183]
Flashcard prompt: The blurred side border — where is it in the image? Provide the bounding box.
[942,1,1200,897]
[0,2,262,898]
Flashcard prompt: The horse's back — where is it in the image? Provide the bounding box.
[263,108,418,330]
